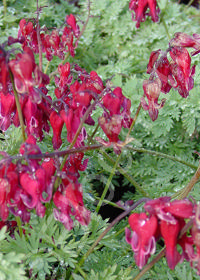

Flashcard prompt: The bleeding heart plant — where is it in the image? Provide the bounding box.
[0,0,200,279]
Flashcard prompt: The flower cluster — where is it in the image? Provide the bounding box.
[17,14,80,59]
[0,136,53,222]
[1,49,129,148]
[0,136,90,230]
[50,63,105,149]
[50,63,132,150]
[53,152,90,230]
[129,0,160,28]
[126,197,200,274]
[0,12,133,230]
[0,45,51,138]
[0,11,133,151]
[141,32,199,121]
[96,86,132,152]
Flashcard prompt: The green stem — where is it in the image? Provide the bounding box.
[44,61,50,74]
[87,123,100,144]
[100,150,149,197]
[95,154,122,213]
[3,0,7,16]
[95,197,124,209]
[126,146,197,170]
[15,216,23,238]
[9,70,26,142]
[159,0,171,41]
[75,264,87,279]
[161,15,171,40]
[95,101,143,212]
[126,102,142,141]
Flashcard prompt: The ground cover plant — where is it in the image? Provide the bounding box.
[1,0,200,279]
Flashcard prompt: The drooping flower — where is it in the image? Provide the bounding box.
[97,86,132,151]
[50,111,64,149]
[20,169,46,217]
[98,114,122,143]
[0,49,10,94]
[62,153,88,185]
[144,197,194,222]
[129,0,160,28]
[125,212,157,269]
[147,49,161,74]
[164,199,194,219]
[170,33,197,50]
[141,78,166,121]
[147,50,172,94]
[53,182,90,230]
[145,197,194,269]
[9,47,49,102]
[126,197,196,271]
[0,159,21,221]
[160,219,182,269]
[62,26,76,57]
[155,56,172,94]
[18,19,37,51]
[0,91,16,131]
[18,15,80,60]
[66,14,80,38]
[60,108,86,147]
[169,46,196,98]
[170,32,200,56]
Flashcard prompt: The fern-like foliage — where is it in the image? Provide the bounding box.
[0,227,27,280]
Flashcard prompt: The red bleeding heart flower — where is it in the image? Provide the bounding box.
[147,49,161,74]
[169,46,196,98]
[141,78,166,121]
[125,212,157,269]
[53,182,90,230]
[170,32,200,56]
[147,50,172,94]
[18,19,37,51]
[97,86,132,150]
[50,111,64,149]
[9,47,49,102]
[60,108,81,145]
[0,160,20,221]
[155,56,172,94]
[160,219,182,269]
[129,0,160,28]
[144,37,197,121]
[0,49,10,94]
[0,178,11,221]
[0,91,16,131]
[126,197,196,270]
[20,170,46,217]
[98,114,122,143]
[66,14,80,38]
[9,47,37,94]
